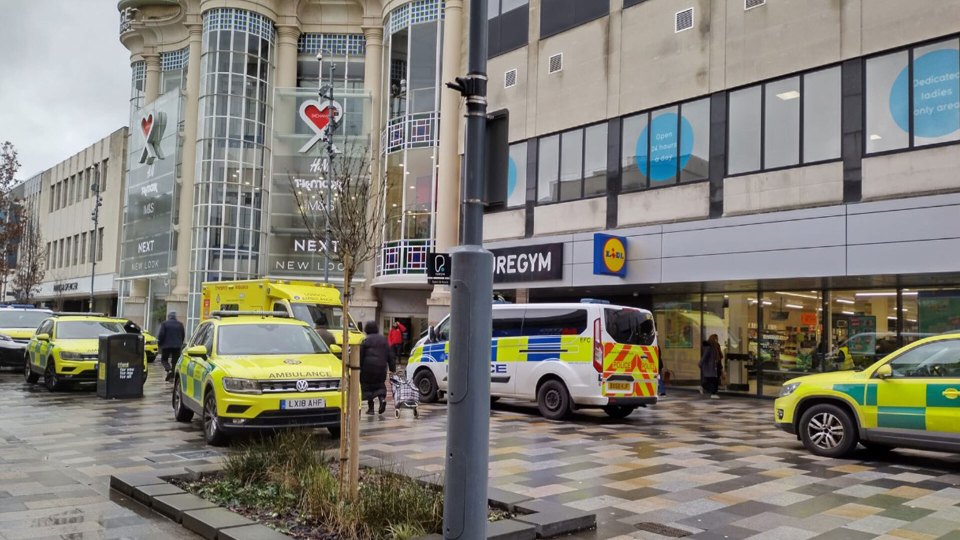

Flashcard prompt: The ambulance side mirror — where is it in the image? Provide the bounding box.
[186,345,208,359]
[428,326,437,343]
[36,333,49,342]
[876,364,893,379]
[329,344,342,355]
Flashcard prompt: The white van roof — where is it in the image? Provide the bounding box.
[493,302,653,316]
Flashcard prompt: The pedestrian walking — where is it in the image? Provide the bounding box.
[360,321,395,415]
[699,334,723,399]
[387,321,406,364]
[157,312,186,382]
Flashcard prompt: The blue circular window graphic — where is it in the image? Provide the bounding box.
[890,48,960,138]
[507,156,518,198]
[637,113,694,182]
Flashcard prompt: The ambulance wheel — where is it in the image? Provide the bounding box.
[413,369,439,403]
[172,379,194,422]
[24,355,38,384]
[799,403,857,458]
[203,392,229,446]
[537,380,571,420]
[44,360,61,392]
[327,426,341,439]
[603,405,637,419]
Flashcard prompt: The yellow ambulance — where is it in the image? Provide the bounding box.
[200,279,364,349]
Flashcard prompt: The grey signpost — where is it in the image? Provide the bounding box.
[443,0,493,538]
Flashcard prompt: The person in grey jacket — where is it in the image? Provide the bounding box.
[359,321,395,415]
[157,312,185,382]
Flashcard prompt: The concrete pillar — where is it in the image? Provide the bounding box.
[351,23,386,320]
[276,25,300,89]
[143,52,161,105]
[427,0,464,325]
[169,23,204,317]
[434,0,464,254]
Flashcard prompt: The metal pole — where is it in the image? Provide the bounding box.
[89,182,101,313]
[444,0,492,537]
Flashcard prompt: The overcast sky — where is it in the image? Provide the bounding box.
[1,1,131,180]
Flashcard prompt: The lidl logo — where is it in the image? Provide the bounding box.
[593,233,627,277]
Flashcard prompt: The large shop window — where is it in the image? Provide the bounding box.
[728,66,841,175]
[622,98,710,191]
[537,124,607,203]
[488,0,529,58]
[507,142,527,208]
[540,0,609,39]
[866,39,960,153]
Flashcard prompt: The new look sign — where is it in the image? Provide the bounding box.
[491,243,563,283]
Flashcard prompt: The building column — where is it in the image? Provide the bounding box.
[351,23,386,321]
[169,23,204,316]
[143,52,161,105]
[427,0,464,325]
[276,25,300,89]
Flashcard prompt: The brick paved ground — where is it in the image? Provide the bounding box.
[1,368,959,539]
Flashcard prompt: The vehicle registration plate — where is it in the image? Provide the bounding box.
[607,382,630,391]
[281,398,326,410]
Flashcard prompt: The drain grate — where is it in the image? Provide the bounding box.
[634,523,692,537]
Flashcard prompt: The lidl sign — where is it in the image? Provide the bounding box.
[593,233,627,277]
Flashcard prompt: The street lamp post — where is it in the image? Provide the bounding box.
[89,180,102,313]
[316,50,339,284]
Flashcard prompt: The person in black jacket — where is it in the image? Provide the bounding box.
[157,312,186,382]
[359,321,395,415]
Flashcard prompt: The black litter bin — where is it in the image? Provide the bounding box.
[97,333,144,399]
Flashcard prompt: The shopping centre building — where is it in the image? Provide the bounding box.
[117,0,960,396]
[12,129,128,314]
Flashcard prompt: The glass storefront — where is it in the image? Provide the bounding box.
[655,287,960,397]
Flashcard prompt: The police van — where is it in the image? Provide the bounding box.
[406,301,659,420]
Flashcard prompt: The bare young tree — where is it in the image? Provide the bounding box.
[289,145,386,499]
[11,217,46,305]
[0,143,25,300]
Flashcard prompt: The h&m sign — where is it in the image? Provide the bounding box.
[490,243,563,284]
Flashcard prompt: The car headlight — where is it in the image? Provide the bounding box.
[222,378,261,394]
[779,382,801,397]
[146,339,158,346]
[0,334,12,342]
[60,351,85,360]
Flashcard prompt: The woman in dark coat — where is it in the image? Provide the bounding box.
[699,334,723,399]
[359,321,395,415]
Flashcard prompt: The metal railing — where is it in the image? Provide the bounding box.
[375,239,433,277]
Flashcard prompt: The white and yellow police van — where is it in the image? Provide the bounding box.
[406,301,659,420]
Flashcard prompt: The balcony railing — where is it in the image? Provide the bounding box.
[375,239,433,277]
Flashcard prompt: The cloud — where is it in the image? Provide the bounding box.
[0,0,131,180]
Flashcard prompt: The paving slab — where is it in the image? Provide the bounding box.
[218,524,295,540]
[133,482,186,506]
[182,507,255,539]
[109,472,167,496]
[513,499,596,537]
[487,518,537,540]
[152,493,219,523]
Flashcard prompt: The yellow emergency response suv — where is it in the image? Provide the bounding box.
[200,279,363,350]
[24,314,149,391]
[775,333,960,458]
[171,311,343,445]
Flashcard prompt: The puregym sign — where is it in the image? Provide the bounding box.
[490,243,564,283]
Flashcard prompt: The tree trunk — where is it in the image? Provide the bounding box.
[338,259,350,496]
[338,254,362,501]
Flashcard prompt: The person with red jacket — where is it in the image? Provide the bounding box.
[387,321,406,363]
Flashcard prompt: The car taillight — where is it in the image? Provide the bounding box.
[656,345,661,372]
[593,318,603,373]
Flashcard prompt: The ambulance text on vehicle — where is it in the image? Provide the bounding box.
[406,302,660,420]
